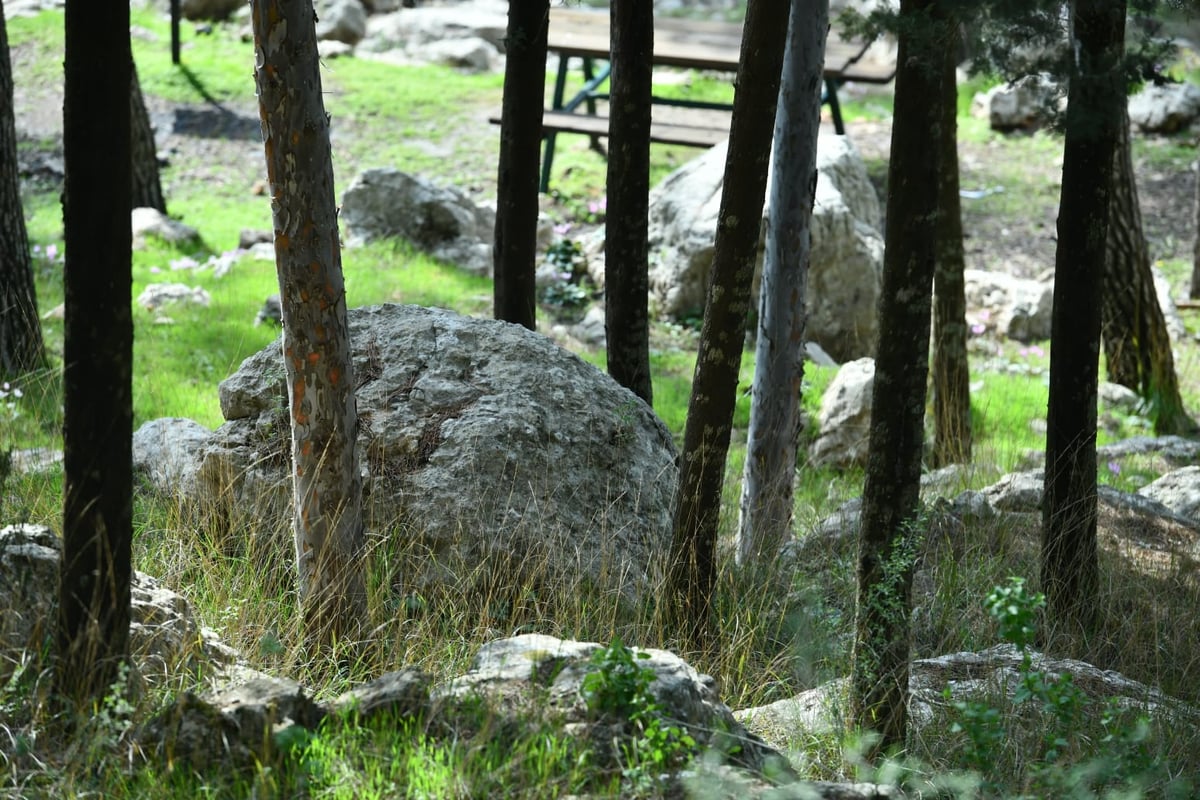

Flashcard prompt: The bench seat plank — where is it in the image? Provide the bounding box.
[489,109,730,149]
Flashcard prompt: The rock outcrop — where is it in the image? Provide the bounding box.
[808,358,875,470]
[592,134,883,362]
[134,304,678,605]
[0,524,236,689]
[339,168,497,275]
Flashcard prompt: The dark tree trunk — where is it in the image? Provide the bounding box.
[251,0,367,656]
[1192,162,1200,299]
[56,0,133,709]
[850,0,947,757]
[736,0,826,566]
[604,0,653,403]
[493,0,548,331]
[130,60,165,213]
[0,2,45,379]
[664,0,789,653]
[1042,0,1125,642]
[1100,105,1196,434]
[931,25,972,468]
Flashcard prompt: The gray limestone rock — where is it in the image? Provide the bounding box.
[339,168,496,275]
[809,358,874,470]
[596,134,883,362]
[143,304,678,605]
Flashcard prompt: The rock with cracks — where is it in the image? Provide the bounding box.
[592,133,884,362]
[134,304,678,606]
[0,523,237,690]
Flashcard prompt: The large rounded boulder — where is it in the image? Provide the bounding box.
[134,304,677,604]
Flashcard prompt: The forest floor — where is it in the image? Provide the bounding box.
[7,8,1200,796]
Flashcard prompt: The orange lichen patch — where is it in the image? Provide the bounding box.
[307,351,320,366]
[327,366,340,386]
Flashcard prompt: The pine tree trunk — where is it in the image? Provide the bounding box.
[931,28,972,467]
[0,3,45,379]
[1191,161,1200,299]
[56,0,133,709]
[493,1,547,331]
[736,0,826,567]
[1100,105,1195,434]
[130,61,165,213]
[251,0,366,656]
[604,0,653,404]
[665,0,789,652]
[850,0,947,757]
[1043,0,1125,642]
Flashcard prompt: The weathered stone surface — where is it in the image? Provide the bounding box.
[0,524,236,688]
[963,269,1053,343]
[180,0,242,21]
[136,283,212,312]
[1128,81,1200,134]
[1097,435,1200,464]
[739,644,1200,752]
[983,467,1200,533]
[315,0,368,45]
[357,2,507,64]
[137,674,326,772]
[809,357,874,470]
[132,207,203,249]
[331,667,432,723]
[1099,381,1142,414]
[437,634,786,775]
[140,304,678,604]
[1139,466,1200,521]
[339,168,495,275]
[970,73,1061,132]
[600,134,883,361]
[133,416,212,496]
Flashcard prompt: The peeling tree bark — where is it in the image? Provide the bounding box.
[736,0,826,567]
[250,0,366,656]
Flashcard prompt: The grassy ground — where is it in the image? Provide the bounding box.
[3,6,1200,798]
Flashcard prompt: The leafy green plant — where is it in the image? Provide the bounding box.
[582,638,697,792]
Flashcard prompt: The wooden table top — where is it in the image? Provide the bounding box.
[546,8,894,82]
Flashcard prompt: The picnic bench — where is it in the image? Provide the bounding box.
[497,9,897,193]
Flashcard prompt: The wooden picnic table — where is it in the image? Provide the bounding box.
[531,8,897,192]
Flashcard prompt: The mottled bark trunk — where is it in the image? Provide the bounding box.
[0,3,45,379]
[1043,0,1125,642]
[931,27,972,468]
[250,0,366,655]
[850,0,947,757]
[493,0,547,331]
[735,0,826,567]
[1100,106,1195,434]
[664,0,789,653]
[130,61,165,213]
[56,0,133,709]
[604,0,653,403]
